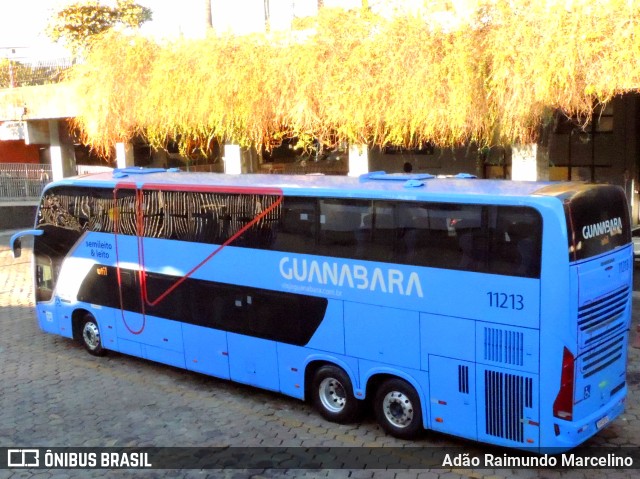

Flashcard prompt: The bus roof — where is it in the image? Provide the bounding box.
[55,169,577,202]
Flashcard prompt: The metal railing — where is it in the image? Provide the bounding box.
[183,163,224,173]
[0,164,113,201]
[259,161,348,175]
[76,164,113,175]
[0,58,73,89]
[0,163,52,200]
[0,160,349,202]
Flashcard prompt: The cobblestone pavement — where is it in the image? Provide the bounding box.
[0,233,639,479]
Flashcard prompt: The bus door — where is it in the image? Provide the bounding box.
[31,226,82,337]
[34,249,58,334]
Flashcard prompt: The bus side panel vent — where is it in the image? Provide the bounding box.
[484,327,524,366]
[484,370,525,443]
[458,365,469,394]
[525,377,533,408]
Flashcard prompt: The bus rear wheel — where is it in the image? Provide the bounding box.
[81,314,106,357]
[311,365,360,424]
[374,378,423,439]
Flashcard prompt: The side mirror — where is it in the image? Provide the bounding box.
[12,238,22,259]
[9,229,43,259]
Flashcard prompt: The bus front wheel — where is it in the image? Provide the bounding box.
[81,314,106,357]
[374,378,423,439]
[311,365,360,424]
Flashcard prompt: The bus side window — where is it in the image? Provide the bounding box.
[193,198,226,244]
[516,237,538,277]
[118,270,141,313]
[489,207,542,278]
[164,191,192,241]
[141,190,165,239]
[235,195,281,249]
[190,281,241,329]
[89,191,115,233]
[115,192,138,236]
[188,278,326,345]
[70,195,92,230]
[318,199,371,258]
[458,231,489,271]
[356,202,396,262]
[77,265,120,309]
[424,204,483,270]
[396,203,430,263]
[272,197,317,254]
[145,273,189,322]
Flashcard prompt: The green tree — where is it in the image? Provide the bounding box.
[47,0,152,56]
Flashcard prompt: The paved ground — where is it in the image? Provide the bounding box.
[1,232,639,479]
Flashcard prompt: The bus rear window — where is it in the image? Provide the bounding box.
[566,186,631,261]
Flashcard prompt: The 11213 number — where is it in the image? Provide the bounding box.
[487,292,524,310]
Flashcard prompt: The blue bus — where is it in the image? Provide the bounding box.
[11,168,632,451]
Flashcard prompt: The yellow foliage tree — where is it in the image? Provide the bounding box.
[68,1,640,157]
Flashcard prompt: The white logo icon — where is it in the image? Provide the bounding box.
[7,449,40,467]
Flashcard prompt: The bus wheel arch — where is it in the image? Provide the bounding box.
[73,310,107,357]
[71,309,90,341]
[307,361,361,424]
[373,377,423,440]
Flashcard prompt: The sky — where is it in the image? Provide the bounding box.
[0,0,362,60]
[0,0,469,61]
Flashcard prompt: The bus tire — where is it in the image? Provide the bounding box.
[374,378,423,439]
[311,365,360,424]
[81,314,106,357]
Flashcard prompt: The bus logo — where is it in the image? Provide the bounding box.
[581,217,623,240]
[8,449,39,467]
[279,257,424,297]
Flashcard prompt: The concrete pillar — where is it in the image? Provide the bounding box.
[59,121,78,177]
[34,120,76,180]
[224,144,242,174]
[49,120,64,181]
[511,143,549,181]
[244,147,259,174]
[348,144,369,177]
[115,142,135,169]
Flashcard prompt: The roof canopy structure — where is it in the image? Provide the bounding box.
[68,1,640,156]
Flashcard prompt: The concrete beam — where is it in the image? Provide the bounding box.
[0,83,79,121]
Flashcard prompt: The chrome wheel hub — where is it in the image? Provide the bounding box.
[382,391,414,428]
[318,377,347,413]
[83,322,100,350]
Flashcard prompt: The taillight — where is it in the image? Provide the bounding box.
[553,347,575,421]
